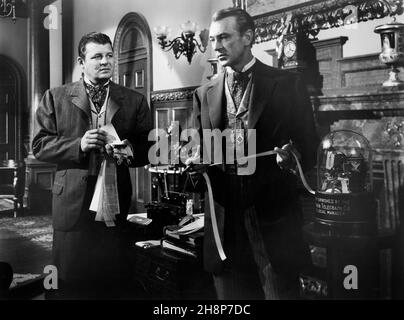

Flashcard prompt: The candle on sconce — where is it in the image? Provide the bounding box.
[154,25,170,39]
[180,20,197,37]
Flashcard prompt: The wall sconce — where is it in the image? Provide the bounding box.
[154,21,209,64]
[374,20,404,86]
[0,0,16,22]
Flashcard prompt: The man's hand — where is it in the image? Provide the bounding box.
[80,129,107,153]
[184,145,201,166]
[274,142,301,172]
[105,139,134,165]
[105,139,132,156]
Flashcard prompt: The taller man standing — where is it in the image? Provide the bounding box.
[32,32,152,299]
[191,8,319,299]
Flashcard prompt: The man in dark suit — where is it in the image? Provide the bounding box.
[190,8,319,299]
[32,32,152,299]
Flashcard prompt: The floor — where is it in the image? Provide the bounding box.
[0,213,52,299]
[0,228,51,274]
[0,213,149,300]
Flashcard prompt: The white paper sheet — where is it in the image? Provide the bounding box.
[176,216,204,235]
[89,124,132,227]
[89,160,105,213]
[102,123,122,144]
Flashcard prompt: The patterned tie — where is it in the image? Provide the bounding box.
[227,70,251,110]
[84,80,109,113]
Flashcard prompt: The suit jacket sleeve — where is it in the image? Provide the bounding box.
[32,89,84,165]
[191,89,203,160]
[191,90,202,136]
[288,75,319,172]
[192,89,202,133]
[128,94,153,167]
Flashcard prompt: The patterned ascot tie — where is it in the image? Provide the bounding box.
[84,80,109,113]
[227,70,251,110]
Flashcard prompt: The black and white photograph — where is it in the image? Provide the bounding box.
[0,0,404,310]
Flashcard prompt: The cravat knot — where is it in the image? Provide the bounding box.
[84,81,109,113]
[233,70,250,83]
[227,70,251,109]
[228,70,250,87]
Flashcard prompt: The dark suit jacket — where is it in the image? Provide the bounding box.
[193,60,319,274]
[32,81,152,231]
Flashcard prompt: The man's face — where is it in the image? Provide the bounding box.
[78,42,114,84]
[209,16,252,70]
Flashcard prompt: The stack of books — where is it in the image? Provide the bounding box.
[161,215,204,259]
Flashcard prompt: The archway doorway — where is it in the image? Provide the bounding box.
[113,12,153,213]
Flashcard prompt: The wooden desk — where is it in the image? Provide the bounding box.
[130,245,215,300]
[302,222,395,299]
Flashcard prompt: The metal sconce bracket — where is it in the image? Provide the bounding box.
[155,22,209,64]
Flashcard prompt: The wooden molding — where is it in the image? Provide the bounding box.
[151,86,197,103]
[252,0,403,43]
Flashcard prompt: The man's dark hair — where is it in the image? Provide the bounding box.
[78,32,113,59]
[212,7,255,44]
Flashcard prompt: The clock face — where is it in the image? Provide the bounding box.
[284,41,296,58]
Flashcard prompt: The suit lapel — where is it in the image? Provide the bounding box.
[248,61,277,129]
[107,82,124,124]
[205,61,278,130]
[207,73,225,129]
[70,81,91,119]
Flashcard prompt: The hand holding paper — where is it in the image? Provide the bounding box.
[89,123,130,227]
[106,139,134,166]
[80,129,108,153]
[274,140,300,172]
[102,124,134,166]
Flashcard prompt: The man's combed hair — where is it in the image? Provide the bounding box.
[78,32,113,59]
[212,7,255,43]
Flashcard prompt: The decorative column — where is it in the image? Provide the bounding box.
[62,0,73,84]
[26,0,55,216]
[27,0,50,154]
